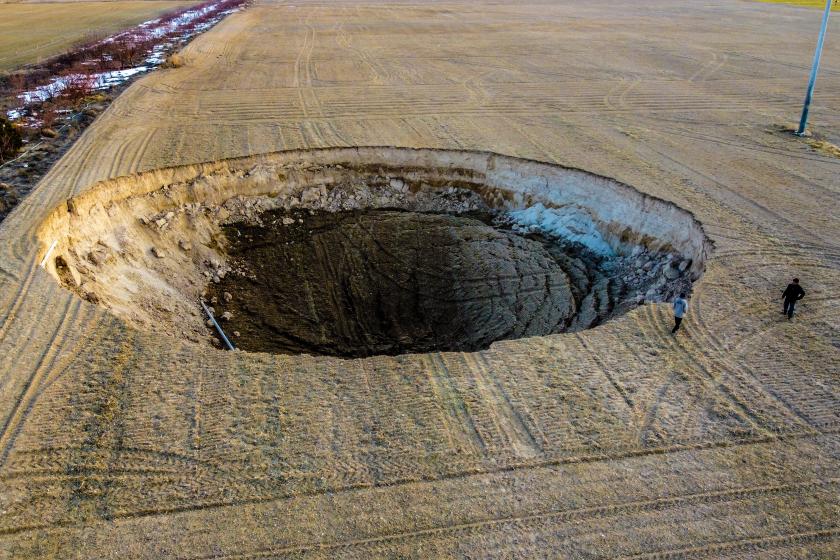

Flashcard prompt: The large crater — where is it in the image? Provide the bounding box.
[37,147,711,357]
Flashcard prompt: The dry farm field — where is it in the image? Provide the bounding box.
[0,0,839,558]
[0,1,194,72]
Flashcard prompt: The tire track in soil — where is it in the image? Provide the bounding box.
[650,297,819,435]
[126,128,159,175]
[427,352,488,456]
[2,429,834,537]
[679,275,817,434]
[689,51,728,83]
[575,334,635,411]
[619,528,840,560]
[1,444,235,481]
[653,126,840,168]
[187,479,839,559]
[424,353,485,456]
[465,352,541,458]
[644,142,835,248]
[638,304,768,438]
[0,295,79,467]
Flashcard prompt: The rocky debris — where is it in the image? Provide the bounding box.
[178,239,192,251]
[86,241,113,266]
[151,247,166,258]
[78,282,100,304]
[147,210,177,230]
[223,291,233,302]
[215,179,492,227]
[220,311,233,321]
[201,257,230,285]
[663,263,681,280]
[40,128,58,139]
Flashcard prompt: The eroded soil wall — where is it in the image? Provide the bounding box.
[36,147,712,354]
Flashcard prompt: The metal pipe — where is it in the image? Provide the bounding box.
[39,239,57,268]
[796,0,833,136]
[200,299,235,350]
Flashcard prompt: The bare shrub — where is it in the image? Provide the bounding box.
[164,53,185,68]
[6,72,28,96]
[59,66,95,106]
[0,117,23,163]
[109,32,155,68]
[39,103,59,130]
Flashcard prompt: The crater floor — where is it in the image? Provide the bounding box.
[210,209,578,356]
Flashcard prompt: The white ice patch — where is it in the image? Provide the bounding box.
[15,67,151,105]
[508,203,616,256]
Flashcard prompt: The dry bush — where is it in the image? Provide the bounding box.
[809,139,840,158]
[164,53,185,68]
[5,72,28,95]
[0,117,23,163]
[109,33,155,68]
[59,66,96,106]
[39,103,59,130]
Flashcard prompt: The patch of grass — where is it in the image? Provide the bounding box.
[808,138,840,158]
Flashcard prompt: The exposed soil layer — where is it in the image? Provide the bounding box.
[207,209,580,356]
[37,148,710,356]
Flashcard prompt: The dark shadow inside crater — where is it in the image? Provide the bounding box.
[205,208,679,357]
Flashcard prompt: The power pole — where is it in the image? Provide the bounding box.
[796,0,833,136]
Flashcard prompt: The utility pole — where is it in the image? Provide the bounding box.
[796,0,833,136]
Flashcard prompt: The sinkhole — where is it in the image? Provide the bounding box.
[37,147,711,357]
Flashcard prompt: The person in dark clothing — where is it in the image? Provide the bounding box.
[782,278,805,319]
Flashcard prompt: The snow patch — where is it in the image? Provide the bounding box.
[508,203,616,256]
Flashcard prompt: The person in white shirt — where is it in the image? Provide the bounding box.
[672,293,688,334]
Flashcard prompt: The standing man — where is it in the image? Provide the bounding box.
[672,293,688,334]
[782,278,806,319]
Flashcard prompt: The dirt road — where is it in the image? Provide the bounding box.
[0,0,838,557]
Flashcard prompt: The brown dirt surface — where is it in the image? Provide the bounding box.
[0,0,838,558]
